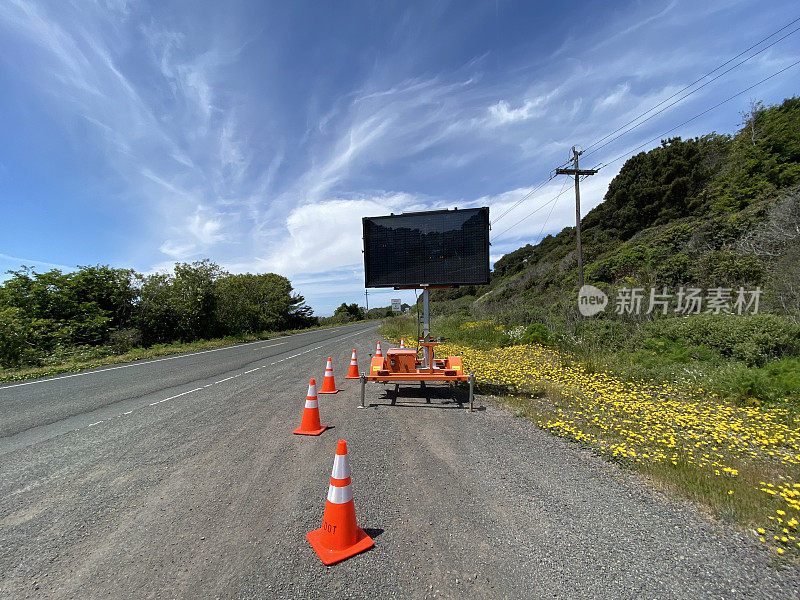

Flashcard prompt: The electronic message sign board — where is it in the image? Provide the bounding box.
[362,207,489,288]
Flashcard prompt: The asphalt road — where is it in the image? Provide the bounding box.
[1,323,798,599]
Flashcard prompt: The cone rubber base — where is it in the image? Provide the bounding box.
[293,424,328,436]
[345,375,359,379]
[306,526,374,565]
[318,388,340,394]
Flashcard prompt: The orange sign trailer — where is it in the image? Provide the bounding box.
[360,339,475,411]
[359,289,475,411]
[360,208,487,412]
[367,341,467,382]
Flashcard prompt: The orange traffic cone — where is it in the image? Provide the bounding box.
[319,357,340,394]
[345,349,360,379]
[375,341,383,357]
[399,338,405,348]
[293,379,328,436]
[307,440,374,565]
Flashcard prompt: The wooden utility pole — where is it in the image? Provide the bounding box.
[556,147,597,290]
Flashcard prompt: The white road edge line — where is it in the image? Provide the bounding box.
[70,326,371,433]
[148,386,204,407]
[0,323,370,389]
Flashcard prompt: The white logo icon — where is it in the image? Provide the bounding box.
[578,285,608,317]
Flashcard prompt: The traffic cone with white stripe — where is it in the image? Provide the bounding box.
[319,357,340,394]
[399,338,405,348]
[345,349,360,379]
[375,341,383,357]
[306,439,374,565]
[293,379,328,436]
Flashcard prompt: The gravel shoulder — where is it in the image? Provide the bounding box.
[1,328,798,599]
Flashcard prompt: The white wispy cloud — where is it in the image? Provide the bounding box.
[594,83,632,112]
[1,0,797,314]
[262,194,423,275]
[486,92,555,126]
[0,253,74,271]
[487,174,616,250]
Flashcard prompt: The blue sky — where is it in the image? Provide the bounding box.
[0,1,798,315]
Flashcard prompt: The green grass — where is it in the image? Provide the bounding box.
[581,346,800,411]
[380,313,527,349]
[0,321,367,384]
[383,311,800,409]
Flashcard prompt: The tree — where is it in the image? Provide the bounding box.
[287,292,316,328]
[0,259,318,368]
[0,307,39,368]
[135,272,180,346]
[171,260,224,340]
[0,266,123,348]
[215,272,314,334]
[333,303,365,323]
[70,265,136,330]
[366,306,394,319]
[583,135,728,240]
[739,99,765,147]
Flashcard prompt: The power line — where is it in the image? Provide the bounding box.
[592,57,800,173]
[494,54,800,250]
[490,17,800,230]
[492,177,574,242]
[490,174,556,226]
[581,21,800,161]
[532,177,568,244]
[535,187,562,242]
[581,16,800,156]
[492,152,584,227]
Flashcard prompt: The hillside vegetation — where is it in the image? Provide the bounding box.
[382,97,800,559]
[420,97,800,407]
[482,97,800,317]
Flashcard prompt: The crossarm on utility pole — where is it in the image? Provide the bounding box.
[554,169,599,176]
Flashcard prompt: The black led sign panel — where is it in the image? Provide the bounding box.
[363,207,490,288]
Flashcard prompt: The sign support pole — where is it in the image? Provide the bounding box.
[422,288,430,369]
[358,374,366,409]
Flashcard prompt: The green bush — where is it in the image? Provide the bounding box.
[697,250,764,286]
[763,358,800,404]
[640,337,690,363]
[438,317,514,349]
[573,319,630,350]
[520,323,551,346]
[0,307,38,368]
[636,313,800,366]
[331,302,366,323]
[107,328,143,354]
[655,253,695,286]
[584,258,615,284]
[713,358,800,405]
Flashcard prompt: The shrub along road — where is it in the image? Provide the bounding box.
[0,324,798,599]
